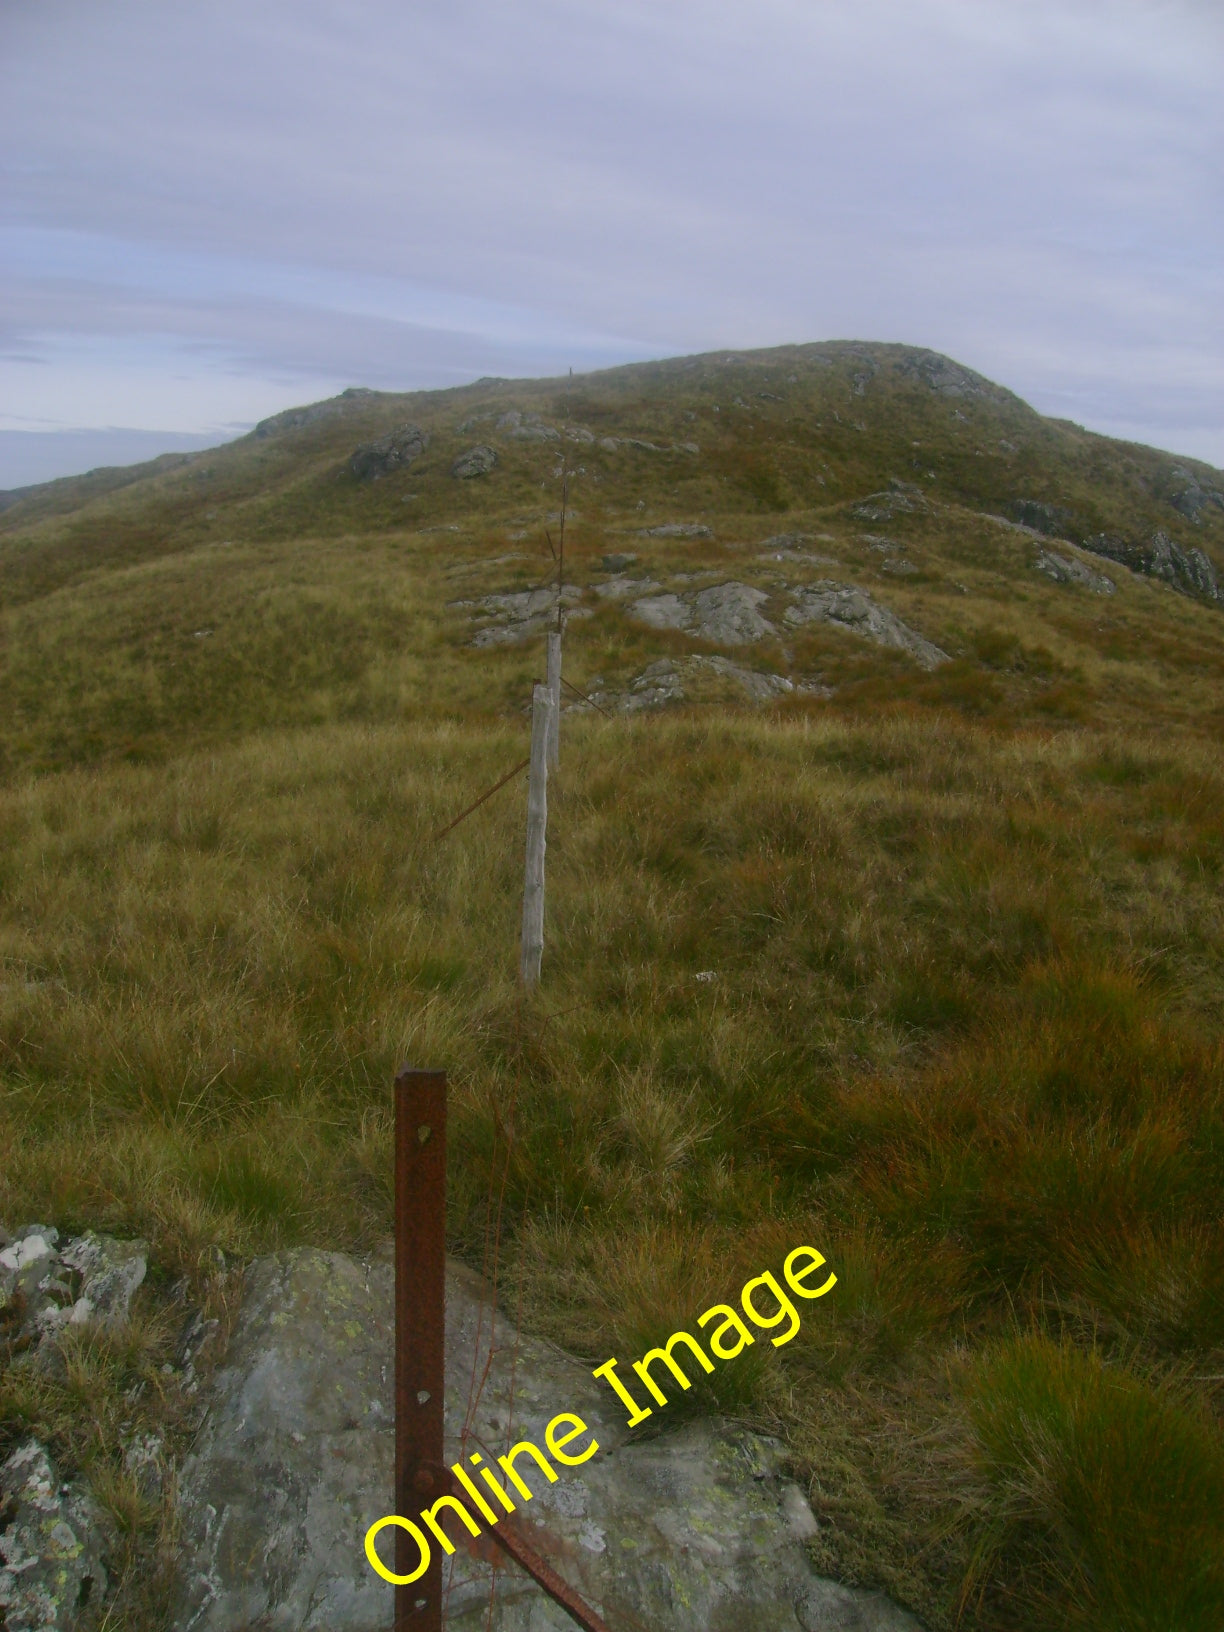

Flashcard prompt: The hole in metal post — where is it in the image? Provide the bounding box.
[417,1389,431,1405]
[417,1124,432,1144]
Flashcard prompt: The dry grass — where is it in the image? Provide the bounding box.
[3,341,1223,1627]
[1,708,1222,1626]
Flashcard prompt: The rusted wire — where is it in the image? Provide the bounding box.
[432,757,531,842]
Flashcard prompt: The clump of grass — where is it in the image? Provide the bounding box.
[960,1333,1224,1630]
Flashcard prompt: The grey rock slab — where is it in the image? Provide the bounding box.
[1034,549,1114,595]
[628,583,775,645]
[592,576,662,600]
[690,583,776,644]
[173,1249,923,1632]
[630,592,691,632]
[784,583,947,669]
[452,445,498,479]
[0,1440,111,1632]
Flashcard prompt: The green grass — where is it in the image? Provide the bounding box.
[2,341,1223,1629]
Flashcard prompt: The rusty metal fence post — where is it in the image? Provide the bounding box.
[395,1066,447,1631]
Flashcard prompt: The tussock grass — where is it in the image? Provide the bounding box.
[1,710,1222,1626]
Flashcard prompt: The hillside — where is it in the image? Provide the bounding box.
[2,342,1223,1631]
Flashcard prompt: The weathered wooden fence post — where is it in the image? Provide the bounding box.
[520,681,550,985]
[546,630,561,771]
[394,1066,447,1631]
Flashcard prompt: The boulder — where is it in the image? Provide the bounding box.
[348,425,429,481]
[452,446,498,479]
[173,1248,924,1632]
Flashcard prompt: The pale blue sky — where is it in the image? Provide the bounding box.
[1,0,1220,487]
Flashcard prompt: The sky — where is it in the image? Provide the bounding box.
[1,0,1220,489]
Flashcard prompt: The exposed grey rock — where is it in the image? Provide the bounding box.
[628,582,775,645]
[0,1440,111,1632]
[173,1248,922,1632]
[1007,499,1073,537]
[452,445,498,479]
[597,437,621,451]
[564,427,595,444]
[1,1226,147,1353]
[451,585,585,647]
[253,388,379,439]
[784,583,947,668]
[348,424,429,481]
[511,425,561,442]
[896,350,998,399]
[1034,549,1115,595]
[880,560,919,577]
[592,575,662,600]
[1168,465,1224,524]
[852,492,921,523]
[600,552,637,571]
[630,592,692,631]
[1083,529,1221,603]
[639,522,713,538]
[690,582,776,644]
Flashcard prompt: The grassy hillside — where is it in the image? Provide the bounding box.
[2,342,1223,1630]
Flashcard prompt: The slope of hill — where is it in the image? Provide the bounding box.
[2,343,1223,1631]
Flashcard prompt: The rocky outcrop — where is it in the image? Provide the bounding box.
[784,584,948,668]
[1082,529,1221,603]
[254,387,379,439]
[574,656,830,713]
[173,1248,923,1632]
[1034,549,1115,595]
[0,1222,152,1630]
[631,583,776,644]
[449,585,586,646]
[452,445,498,479]
[852,485,925,524]
[638,522,714,539]
[0,1441,112,1632]
[348,425,429,481]
[1007,499,1073,537]
[1167,466,1224,525]
[1,1223,147,1358]
[896,350,999,399]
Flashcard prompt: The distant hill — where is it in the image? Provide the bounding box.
[1,339,1221,774]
